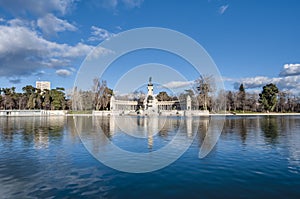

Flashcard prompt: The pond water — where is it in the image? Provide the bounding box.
[0,115,300,198]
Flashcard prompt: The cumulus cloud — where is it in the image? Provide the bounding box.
[162,81,194,89]
[39,58,70,68]
[56,69,72,77]
[100,0,143,10]
[233,76,272,89]
[86,46,115,61]
[9,79,21,84]
[233,75,300,93]
[275,75,300,91]
[0,0,74,17]
[37,14,77,35]
[0,24,100,78]
[101,0,118,9]
[219,4,229,15]
[88,26,115,42]
[7,18,29,27]
[0,0,107,82]
[279,63,300,77]
[34,71,46,76]
[121,0,144,8]
[232,63,300,93]
[222,76,235,82]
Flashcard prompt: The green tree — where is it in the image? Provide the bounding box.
[237,84,246,111]
[42,89,51,110]
[27,93,36,109]
[22,85,36,95]
[259,83,279,112]
[2,87,16,109]
[156,91,172,101]
[50,88,66,110]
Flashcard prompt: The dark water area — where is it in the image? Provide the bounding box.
[0,115,300,198]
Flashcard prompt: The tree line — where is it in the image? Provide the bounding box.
[0,85,69,110]
[1,77,300,112]
[71,79,113,111]
[188,76,300,113]
[151,77,300,113]
[230,83,300,113]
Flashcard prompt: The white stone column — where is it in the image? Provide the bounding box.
[186,95,191,110]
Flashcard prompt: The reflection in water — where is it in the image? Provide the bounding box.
[221,116,300,173]
[74,116,212,172]
[261,116,278,143]
[239,118,247,143]
[224,117,248,143]
[223,116,279,143]
[87,116,211,152]
[1,116,300,198]
[0,117,65,149]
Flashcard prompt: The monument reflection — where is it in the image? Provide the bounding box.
[74,116,210,153]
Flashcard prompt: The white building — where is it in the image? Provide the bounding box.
[36,81,51,91]
[96,77,209,116]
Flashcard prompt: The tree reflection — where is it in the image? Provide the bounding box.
[0,117,65,149]
[222,117,248,143]
[239,118,247,143]
[261,116,278,143]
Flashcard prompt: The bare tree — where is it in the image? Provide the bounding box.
[194,75,215,110]
[226,91,234,111]
[212,89,226,113]
[93,78,113,110]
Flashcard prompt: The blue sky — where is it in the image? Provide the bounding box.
[0,0,300,94]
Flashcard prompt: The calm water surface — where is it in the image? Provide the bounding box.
[0,115,300,198]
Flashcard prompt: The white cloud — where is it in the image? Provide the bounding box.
[69,67,76,72]
[0,24,101,78]
[88,26,115,42]
[231,63,300,93]
[86,46,114,61]
[56,69,72,77]
[115,26,122,30]
[222,76,235,82]
[0,25,92,58]
[219,4,229,15]
[39,58,70,68]
[162,81,194,89]
[0,0,106,83]
[100,0,143,10]
[233,75,300,93]
[234,76,272,89]
[8,18,28,27]
[34,71,46,76]
[0,0,74,17]
[37,14,77,35]
[102,0,118,9]
[275,75,300,91]
[121,0,144,8]
[279,63,300,77]
[9,78,21,84]
[53,42,94,58]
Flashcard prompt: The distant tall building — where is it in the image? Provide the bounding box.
[36,81,51,91]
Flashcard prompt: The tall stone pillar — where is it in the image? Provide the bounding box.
[186,95,191,110]
[110,96,115,110]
